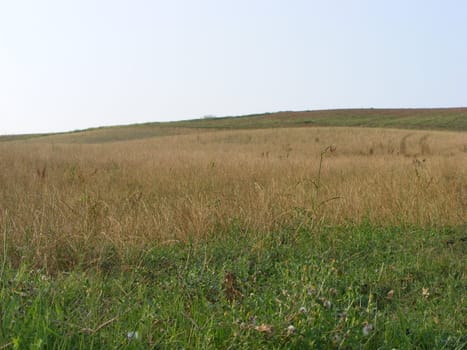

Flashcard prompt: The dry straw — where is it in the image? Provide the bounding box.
[0,126,465,271]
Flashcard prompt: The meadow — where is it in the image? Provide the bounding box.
[0,112,466,348]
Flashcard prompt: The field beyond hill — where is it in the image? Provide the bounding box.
[0,111,466,348]
[1,108,466,144]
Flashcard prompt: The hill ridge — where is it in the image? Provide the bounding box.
[2,107,466,143]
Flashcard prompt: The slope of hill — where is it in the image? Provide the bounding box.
[2,108,466,143]
[1,108,465,348]
[170,108,467,131]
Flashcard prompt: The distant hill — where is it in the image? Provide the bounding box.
[168,108,467,131]
[2,108,466,143]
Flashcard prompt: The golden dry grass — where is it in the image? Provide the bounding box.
[1,126,465,271]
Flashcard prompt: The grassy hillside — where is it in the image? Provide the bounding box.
[0,114,465,348]
[171,108,467,131]
[1,108,466,144]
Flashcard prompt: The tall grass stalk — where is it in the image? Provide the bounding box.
[0,210,7,285]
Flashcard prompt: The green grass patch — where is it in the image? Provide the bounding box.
[1,223,465,349]
[167,108,467,131]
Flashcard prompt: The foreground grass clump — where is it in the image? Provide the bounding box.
[1,223,465,349]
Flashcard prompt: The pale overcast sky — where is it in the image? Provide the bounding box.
[1,0,466,135]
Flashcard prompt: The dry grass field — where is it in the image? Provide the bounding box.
[1,126,465,272]
[1,117,466,348]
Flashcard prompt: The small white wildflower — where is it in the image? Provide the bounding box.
[362,323,373,336]
[299,306,307,314]
[127,331,139,340]
[323,299,332,309]
[287,325,296,334]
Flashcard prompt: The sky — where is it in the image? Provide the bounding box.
[0,0,466,135]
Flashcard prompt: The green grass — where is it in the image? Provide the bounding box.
[0,126,195,144]
[2,108,466,143]
[170,108,467,132]
[1,223,465,349]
